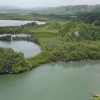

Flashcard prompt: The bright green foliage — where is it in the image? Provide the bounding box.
[59,22,100,41]
[78,12,100,26]
[0,48,29,74]
[92,97,100,100]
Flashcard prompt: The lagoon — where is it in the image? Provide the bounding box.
[0,33,41,58]
[0,40,41,58]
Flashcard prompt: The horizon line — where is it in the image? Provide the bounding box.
[0,4,100,9]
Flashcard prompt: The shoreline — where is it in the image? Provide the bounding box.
[0,58,99,75]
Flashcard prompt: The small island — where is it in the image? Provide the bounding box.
[0,35,11,41]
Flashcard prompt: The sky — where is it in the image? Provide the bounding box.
[0,0,100,8]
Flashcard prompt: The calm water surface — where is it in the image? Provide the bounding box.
[0,20,46,27]
[0,33,41,58]
[0,60,100,100]
[0,40,41,58]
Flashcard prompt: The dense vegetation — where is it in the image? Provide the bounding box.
[59,22,100,40]
[0,48,29,74]
[77,12,100,26]
[0,35,11,41]
[12,35,34,42]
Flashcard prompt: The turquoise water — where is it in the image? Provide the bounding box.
[0,60,100,100]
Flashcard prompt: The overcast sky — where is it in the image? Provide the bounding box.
[0,0,100,8]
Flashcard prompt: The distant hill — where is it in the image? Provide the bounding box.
[0,5,100,14]
[32,5,100,15]
[0,5,31,13]
[34,5,100,15]
[0,5,20,10]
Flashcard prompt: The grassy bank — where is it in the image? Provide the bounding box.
[93,97,100,100]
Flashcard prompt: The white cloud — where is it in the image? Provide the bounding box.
[0,0,100,8]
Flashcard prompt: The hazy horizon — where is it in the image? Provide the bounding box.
[0,0,100,8]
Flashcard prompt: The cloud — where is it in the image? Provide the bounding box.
[0,0,100,8]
